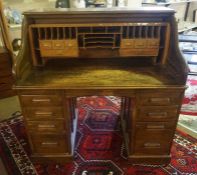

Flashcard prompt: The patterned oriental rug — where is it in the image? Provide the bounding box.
[0,96,197,175]
[181,75,197,116]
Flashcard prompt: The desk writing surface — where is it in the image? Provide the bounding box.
[16,58,178,88]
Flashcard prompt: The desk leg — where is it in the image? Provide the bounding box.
[120,97,133,156]
[69,97,77,132]
[64,97,78,157]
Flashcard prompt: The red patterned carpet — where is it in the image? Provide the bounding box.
[181,75,197,116]
[0,96,197,175]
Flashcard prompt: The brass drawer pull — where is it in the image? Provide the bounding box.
[41,142,58,146]
[35,112,53,116]
[147,112,167,118]
[146,125,165,129]
[150,98,170,103]
[144,142,161,148]
[43,44,50,47]
[32,98,51,102]
[55,44,61,47]
[38,124,55,128]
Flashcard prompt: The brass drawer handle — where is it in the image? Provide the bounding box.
[35,112,53,117]
[41,142,58,146]
[146,125,165,129]
[147,112,167,118]
[150,97,170,103]
[38,124,55,128]
[144,142,161,148]
[55,44,61,47]
[43,44,50,47]
[32,98,51,103]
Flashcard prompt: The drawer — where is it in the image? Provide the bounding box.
[39,40,52,50]
[134,39,147,48]
[53,40,65,49]
[147,39,160,49]
[136,122,176,130]
[65,39,78,47]
[121,39,134,48]
[138,106,178,121]
[119,48,159,57]
[26,119,66,133]
[20,95,62,106]
[133,124,174,155]
[138,91,183,106]
[40,48,78,57]
[30,134,69,154]
[24,107,63,120]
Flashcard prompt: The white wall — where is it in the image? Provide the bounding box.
[168,1,197,22]
[126,0,142,7]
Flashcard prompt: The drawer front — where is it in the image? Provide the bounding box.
[134,125,174,155]
[26,120,65,133]
[39,40,52,50]
[147,39,160,49]
[136,122,176,130]
[30,134,68,154]
[20,95,62,106]
[138,106,178,121]
[40,48,78,57]
[24,107,63,120]
[121,39,134,48]
[134,39,147,48]
[53,40,65,49]
[138,91,183,106]
[65,39,78,47]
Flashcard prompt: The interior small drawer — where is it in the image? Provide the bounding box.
[121,39,134,48]
[26,119,66,133]
[24,107,63,120]
[134,39,147,48]
[133,126,173,155]
[39,40,52,50]
[40,48,78,57]
[53,40,65,49]
[138,92,182,106]
[138,106,178,121]
[20,95,62,106]
[30,134,69,154]
[65,39,78,47]
[147,39,160,48]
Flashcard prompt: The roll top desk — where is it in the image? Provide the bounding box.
[13,7,188,165]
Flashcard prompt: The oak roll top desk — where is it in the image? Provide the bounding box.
[13,7,188,165]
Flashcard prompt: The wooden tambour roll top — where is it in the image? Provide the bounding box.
[13,7,188,85]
